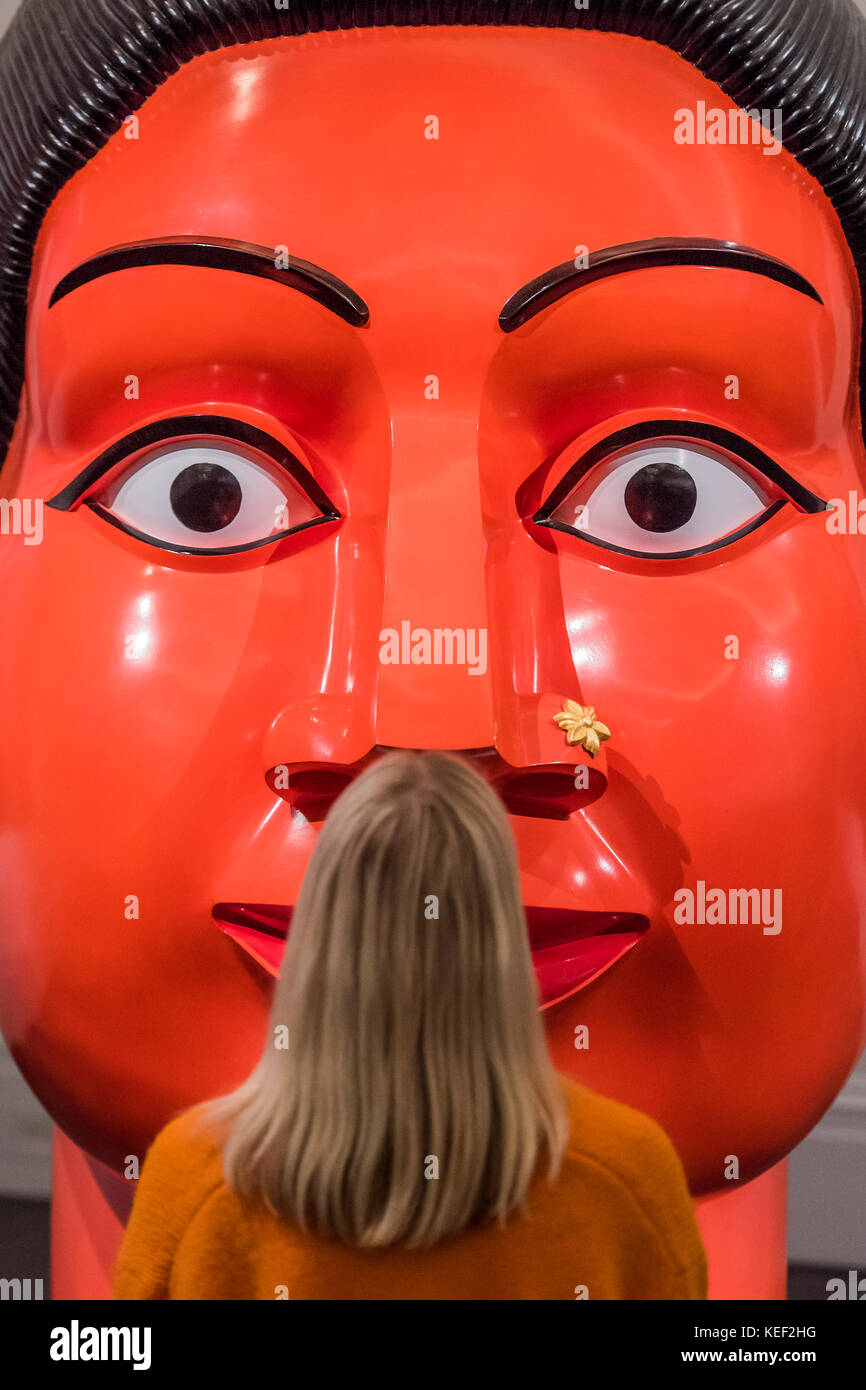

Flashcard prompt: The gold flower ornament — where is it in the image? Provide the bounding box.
[554,700,611,758]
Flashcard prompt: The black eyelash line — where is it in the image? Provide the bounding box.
[539,498,789,561]
[532,419,828,561]
[46,414,340,556]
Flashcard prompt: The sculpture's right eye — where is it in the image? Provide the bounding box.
[93,438,330,553]
[47,417,340,555]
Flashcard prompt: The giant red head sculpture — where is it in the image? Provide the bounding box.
[1,0,865,1297]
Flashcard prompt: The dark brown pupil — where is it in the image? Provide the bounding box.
[170,462,243,532]
[624,461,698,533]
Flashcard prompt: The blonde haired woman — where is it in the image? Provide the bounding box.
[113,751,707,1300]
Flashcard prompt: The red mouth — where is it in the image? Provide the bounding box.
[213,903,648,1008]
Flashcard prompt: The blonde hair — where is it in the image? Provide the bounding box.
[197,750,569,1249]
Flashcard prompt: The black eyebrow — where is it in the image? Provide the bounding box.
[499,238,823,331]
[49,236,369,327]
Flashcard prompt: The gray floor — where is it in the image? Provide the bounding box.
[1,1197,51,1297]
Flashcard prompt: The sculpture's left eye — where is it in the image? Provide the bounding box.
[88,438,333,554]
[534,435,819,559]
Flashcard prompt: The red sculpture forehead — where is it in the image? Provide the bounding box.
[29,24,858,372]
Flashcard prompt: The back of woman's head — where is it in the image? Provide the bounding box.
[201,750,569,1249]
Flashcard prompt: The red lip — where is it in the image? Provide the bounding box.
[213,902,648,1008]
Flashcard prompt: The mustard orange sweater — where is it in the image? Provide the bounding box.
[113,1075,707,1300]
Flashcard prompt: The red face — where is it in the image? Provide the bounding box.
[1,27,864,1193]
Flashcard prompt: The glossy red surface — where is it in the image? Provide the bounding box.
[0,28,864,1296]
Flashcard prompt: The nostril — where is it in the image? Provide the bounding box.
[497,765,605,820]
[266,765,356,821]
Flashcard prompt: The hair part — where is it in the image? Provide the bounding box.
[196,750,569,1249]
[0,0,865,467]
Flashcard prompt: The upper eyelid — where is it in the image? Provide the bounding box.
[533,420,829,523]
[46,414,340,519]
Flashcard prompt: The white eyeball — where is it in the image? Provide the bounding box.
[94,439,328,552]
[547,440,774,556]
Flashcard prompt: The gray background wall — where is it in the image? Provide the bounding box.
[0,0,864,1267]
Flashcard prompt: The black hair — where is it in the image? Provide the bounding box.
[0,0,865,465]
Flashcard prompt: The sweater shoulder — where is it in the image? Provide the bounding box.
[149,1102,225,1179]
[554,1073,704,1277]
[132,1102,227,1220]
[557,1073,681,1168]
[112,1104,228,1299]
